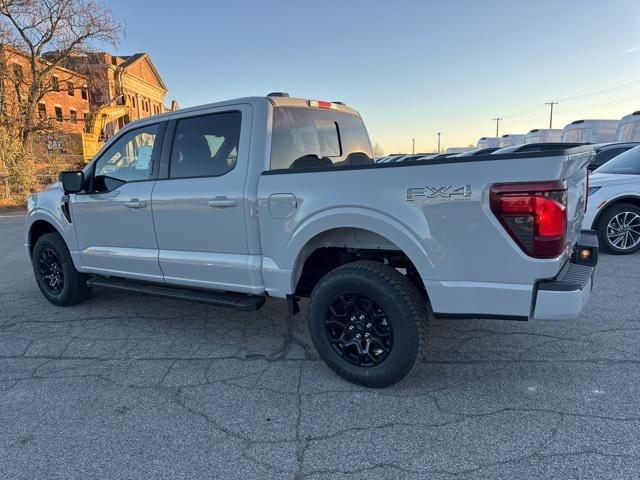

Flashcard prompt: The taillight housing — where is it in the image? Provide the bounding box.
[490,180,568,258]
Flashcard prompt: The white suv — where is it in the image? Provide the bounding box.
[584,145,640,254]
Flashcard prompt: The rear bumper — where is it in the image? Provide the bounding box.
[532,230,598,320]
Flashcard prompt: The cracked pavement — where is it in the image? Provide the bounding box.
[1,213,639,479]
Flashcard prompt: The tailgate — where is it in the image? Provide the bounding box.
[562,149,593,249]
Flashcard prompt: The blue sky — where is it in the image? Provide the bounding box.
[106,0,640,153]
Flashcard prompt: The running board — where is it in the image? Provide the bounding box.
[87,277,265,312]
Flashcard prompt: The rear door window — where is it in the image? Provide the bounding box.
[169,111,241,178]
[270,107,373,170]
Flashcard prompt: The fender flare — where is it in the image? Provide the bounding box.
[25,208,79,265]
[284,207,433,292]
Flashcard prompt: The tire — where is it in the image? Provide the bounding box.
[595,203,640,255]
[32,232,91,306]
[307,260,429,388]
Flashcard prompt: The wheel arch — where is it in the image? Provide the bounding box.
[285,209,432,296]
[592,195,640,229]
[28,219,64,257]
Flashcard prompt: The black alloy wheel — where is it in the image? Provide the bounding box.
[38,247,65,294]
[325,292,393,367]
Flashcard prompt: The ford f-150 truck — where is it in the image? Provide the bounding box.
[25,94,598,387]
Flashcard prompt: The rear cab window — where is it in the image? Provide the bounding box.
[270,106,373,170]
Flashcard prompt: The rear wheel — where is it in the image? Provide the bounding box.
[32,232,91,306]
[307,261,429,387]
[596,203,640,254]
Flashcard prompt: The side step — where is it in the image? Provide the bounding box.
[87,277,265,312]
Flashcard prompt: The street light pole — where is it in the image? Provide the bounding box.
[412,138,415,154]
[436,132,441,154]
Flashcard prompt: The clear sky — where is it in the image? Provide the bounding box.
[105,0,640,153]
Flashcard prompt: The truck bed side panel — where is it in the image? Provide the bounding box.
[257,151,590,318]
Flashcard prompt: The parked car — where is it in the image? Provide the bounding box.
[394,154,431,162]
[444,147,472,154]
[525,128,563,144]
[584,145,640,254]
[562,119,618,143]
[476,136,501,149]
[454,147,501,157]
[492,142,586,155]
[616,111,640,142]
[587,142,639,171]
[25,94,597,387]
[499,134,526,147]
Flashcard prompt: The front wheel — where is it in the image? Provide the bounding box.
[596,203,640,255]
[307,261,429,388]
[32,232,91,306]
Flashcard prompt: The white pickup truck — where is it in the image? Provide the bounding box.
[25,94,598,387]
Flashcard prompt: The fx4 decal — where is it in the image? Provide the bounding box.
[406,185,472,201]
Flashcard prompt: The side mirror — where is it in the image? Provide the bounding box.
[59,171,84,194]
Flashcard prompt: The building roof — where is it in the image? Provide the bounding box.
[114,52,167,92]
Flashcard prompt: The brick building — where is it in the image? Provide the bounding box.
[0,45,90,136]
[60,51,177,137]
[1,47,177,162]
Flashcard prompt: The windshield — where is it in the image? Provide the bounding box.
[270,107,373,170]
[595,145,640,175]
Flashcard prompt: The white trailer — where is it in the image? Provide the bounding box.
[476,137,501,149]
[499,134,526,147]
[525,129,563,144]
[616,111,640,142]
[562,119,618,143]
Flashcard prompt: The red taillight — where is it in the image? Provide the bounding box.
[490,181,567,258]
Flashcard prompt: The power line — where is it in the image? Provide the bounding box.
[556,79,640,103]
[500,79,640,121]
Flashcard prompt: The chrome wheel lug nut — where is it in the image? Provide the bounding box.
[359,314,365,321]
[348,325,354,331]
[355,334,361,340]
[365,333,370,338]
[366,323,372,329]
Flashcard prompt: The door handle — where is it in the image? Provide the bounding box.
[207,198,237,208]
[124,199,147,209]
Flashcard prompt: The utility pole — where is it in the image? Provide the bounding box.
[492,118,502,137]
[436,132,441,154]
[545,101,558,129]
[411,138,415,154]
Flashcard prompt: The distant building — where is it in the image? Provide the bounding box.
[58,52,178,137]
[2,47,178,164]
[0,45,90,136]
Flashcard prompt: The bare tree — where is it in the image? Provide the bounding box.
[0,0,122,142]
[373,142,384,157]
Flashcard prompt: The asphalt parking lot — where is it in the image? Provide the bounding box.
[1,213,640,479]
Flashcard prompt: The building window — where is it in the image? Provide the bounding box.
[70,109,77,124]
[132,96,137,108]
[81,87,88,100]
[67,81,74,96]
[38,103,46,120]
[111,56,118,66]
[12,63,23,81]
[55,106,63,122]
[84,113,92,134]
[52,76,59,92]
